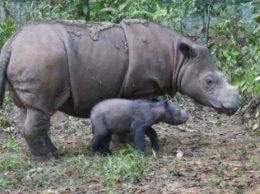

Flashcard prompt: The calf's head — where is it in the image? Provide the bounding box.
[176,42,240,116]
[162,101,189,125]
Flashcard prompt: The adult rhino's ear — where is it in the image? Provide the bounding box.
[179,42,197,58]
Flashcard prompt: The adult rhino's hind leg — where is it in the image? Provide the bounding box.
[20,108,27,124]
[23,109,58,161]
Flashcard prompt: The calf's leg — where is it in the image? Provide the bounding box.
[131,127,146,153]
[91,125,112,155]
[145,127,159,151]
[91,134,112,155]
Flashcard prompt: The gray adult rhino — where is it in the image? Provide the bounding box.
[0,19,239,161]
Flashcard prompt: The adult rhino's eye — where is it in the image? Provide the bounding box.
[204,77,214,89]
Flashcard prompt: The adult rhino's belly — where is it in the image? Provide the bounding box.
[58,95,113,118]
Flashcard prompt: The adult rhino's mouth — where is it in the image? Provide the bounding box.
[214,107,236,116]
[208,99,239,116]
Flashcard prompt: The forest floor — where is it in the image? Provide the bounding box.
[0,97,259,194]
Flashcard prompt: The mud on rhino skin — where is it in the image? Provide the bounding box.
[0,20,239,160]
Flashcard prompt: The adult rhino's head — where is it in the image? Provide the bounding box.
[175,42,240,116]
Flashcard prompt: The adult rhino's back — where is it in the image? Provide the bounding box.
[0,21,129,117]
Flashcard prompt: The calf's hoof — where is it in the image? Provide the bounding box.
[93,150,112,156]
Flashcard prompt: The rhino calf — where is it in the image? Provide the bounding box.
[90,98,188,155]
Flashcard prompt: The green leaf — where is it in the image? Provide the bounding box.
[99,8,118,13]
[216,120,222,128]
[241,84,248,92]
[219,180,227,189]
[74,0,81,6]
[223,50,229,57]
[232,50,240,56]
[119,2,130,12]
[83,5,88,15]
[254,14,260,23]
[66,6,77,13]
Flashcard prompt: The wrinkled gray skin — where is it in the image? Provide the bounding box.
[91,99,188,154]
[0,20,240,161]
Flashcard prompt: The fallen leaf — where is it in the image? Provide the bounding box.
[176,150,183,159]
[159,167,168,173]
[5,190,22,194]
[252,123,259,131]
[64,167,76,177]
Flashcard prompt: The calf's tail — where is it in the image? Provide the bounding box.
[0,41,11,107]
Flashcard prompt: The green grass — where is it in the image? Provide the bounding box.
[93,146,146,187]
[0,145,152,193]
[0,116,12,128]
[7,136,21,151]
[219,180,227,189]
[218,149,228,159]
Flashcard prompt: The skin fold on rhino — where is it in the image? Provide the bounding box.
[0,19,240,160]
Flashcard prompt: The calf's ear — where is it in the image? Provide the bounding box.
[151,97,159,102]
[164,101,169,108]
[179,42,197,58]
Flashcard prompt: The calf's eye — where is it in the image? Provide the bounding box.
[206,79,213,85]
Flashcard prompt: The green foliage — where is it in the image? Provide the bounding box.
[7,136,21,151]
[208,178,215,186]
[218,149,228,159]
[209,2,260,98]
[0,154,18,170]
[3,91,13,105]
[94,146,146,188]
[219,180,227,189]
[0,177,8,187]
[0,116,12,128]
[82,0,155,22]
[27,1,74,20]
[0,18,16,48]
[253,161,260,170]
[215,119,222,128]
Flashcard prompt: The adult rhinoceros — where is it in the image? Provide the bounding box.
[0,20,239,160]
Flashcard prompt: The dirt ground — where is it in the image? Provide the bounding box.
[0,97,259,194]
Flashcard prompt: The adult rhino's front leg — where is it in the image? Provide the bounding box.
[23,109,58,161]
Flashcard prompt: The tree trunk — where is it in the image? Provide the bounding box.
[83,0,90,21]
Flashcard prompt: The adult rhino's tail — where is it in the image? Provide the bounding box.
[0,40,12,107]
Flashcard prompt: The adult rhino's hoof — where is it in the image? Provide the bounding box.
[33,152,59,162]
